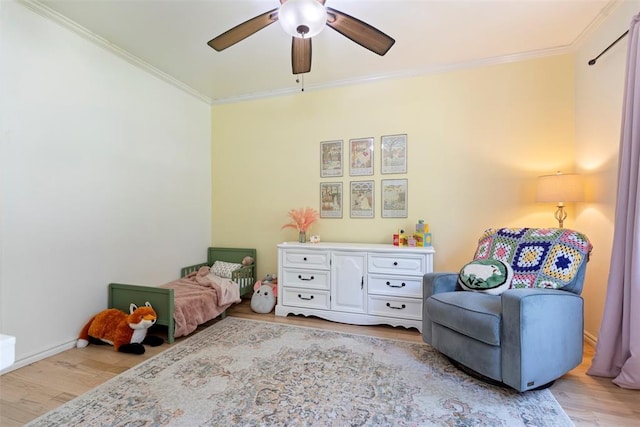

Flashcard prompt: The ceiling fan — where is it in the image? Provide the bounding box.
[207,0,395,75]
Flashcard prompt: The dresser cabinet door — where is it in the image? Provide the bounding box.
[331,252,367,314]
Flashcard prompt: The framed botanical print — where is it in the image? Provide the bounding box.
[381,134,407,174]
[350,180,374,218]
[381,179,408,218]
[320,182,343,218]
[320,140,343,177]
[349,137,374,176]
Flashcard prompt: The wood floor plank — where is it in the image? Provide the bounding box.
[1,299,638,426]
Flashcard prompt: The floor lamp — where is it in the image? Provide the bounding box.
[536,172,584,228]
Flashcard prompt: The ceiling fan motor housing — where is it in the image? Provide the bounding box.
[279,0,327,38]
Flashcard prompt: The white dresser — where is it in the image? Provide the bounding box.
[276,242,435,331]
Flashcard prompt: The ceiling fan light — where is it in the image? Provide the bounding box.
[279,0,327,38]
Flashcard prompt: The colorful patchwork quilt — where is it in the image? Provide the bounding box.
[473,228,592,290]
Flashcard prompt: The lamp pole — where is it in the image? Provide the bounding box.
[555,202,567,228]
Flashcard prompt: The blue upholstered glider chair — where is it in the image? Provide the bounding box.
[423,228,592,392]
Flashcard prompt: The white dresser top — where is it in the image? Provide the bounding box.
[278,241,435,254]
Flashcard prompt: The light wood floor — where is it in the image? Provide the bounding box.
[1,299,638,426]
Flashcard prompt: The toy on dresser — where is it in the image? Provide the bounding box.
[394,220,432,247]
[251,274,278,314]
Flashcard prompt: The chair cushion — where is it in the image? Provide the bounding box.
[458,259,513,295]
[426,292,502,346]
[473,228,592,290]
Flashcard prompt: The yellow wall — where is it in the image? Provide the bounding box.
[572,1,638,343]
[211,54,577,284]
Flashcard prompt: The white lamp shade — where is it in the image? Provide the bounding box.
[279,0,327,38]
[536,173,585,203]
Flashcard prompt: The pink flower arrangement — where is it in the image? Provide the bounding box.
[281,207,319,232]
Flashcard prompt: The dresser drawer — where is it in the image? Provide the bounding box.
[282,250,331,270]
[367,295,422,320]
[282,288,330,310]
[368,275,422,298]
[368,253,426,275]
[282,268,330,290]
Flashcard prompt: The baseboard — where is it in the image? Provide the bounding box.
[0,331,602,375]
[0,339,76,375]
[584,331,598,348]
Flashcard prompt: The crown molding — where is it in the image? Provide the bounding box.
[211,45,574,105]
[208,0,626,105]
[19,0,621,106]
[18,0,213,105]
[570,0,623,49]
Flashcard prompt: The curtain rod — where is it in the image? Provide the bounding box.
[588,30,629,65]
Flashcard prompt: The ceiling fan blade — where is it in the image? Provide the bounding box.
[325,7,395,56]
[208,8,279,51]
[292,37,312,74]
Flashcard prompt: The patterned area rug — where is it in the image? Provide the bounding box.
[28,318,573,426]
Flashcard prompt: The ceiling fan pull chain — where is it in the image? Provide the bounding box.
[295,73,305,92]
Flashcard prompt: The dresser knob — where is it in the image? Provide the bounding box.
[298,275,314,281]
[298,294,314,301]
[393,261,398,266]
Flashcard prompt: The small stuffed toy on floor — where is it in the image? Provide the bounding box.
[76,302,164,354]
[261,274,275,286]
[251,276,277,314]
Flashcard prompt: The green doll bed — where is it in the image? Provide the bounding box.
[108,247,256,343]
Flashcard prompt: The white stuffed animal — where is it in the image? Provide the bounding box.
[250,281,277,314]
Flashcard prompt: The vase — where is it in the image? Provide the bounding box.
[298,231,306,243]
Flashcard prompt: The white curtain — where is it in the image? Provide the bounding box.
[587,12,640,389]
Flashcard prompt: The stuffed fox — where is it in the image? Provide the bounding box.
[76,302,164,354]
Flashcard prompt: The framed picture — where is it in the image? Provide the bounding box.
[349,137,374,176]
[381,179,408,218]
[320,140,343,177]
[381,134,407,174]
[350,180,374,218]
[320,182,343,218]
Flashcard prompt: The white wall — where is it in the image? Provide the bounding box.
[0,1,212,368]
[574,0,640,342]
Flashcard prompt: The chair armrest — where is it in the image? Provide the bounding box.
[422,273,457,344]
[423,273,458,300]
[501,288,584,391]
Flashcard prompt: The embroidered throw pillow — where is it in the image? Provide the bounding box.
[458,259,513,295]
[211,261,243,279]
